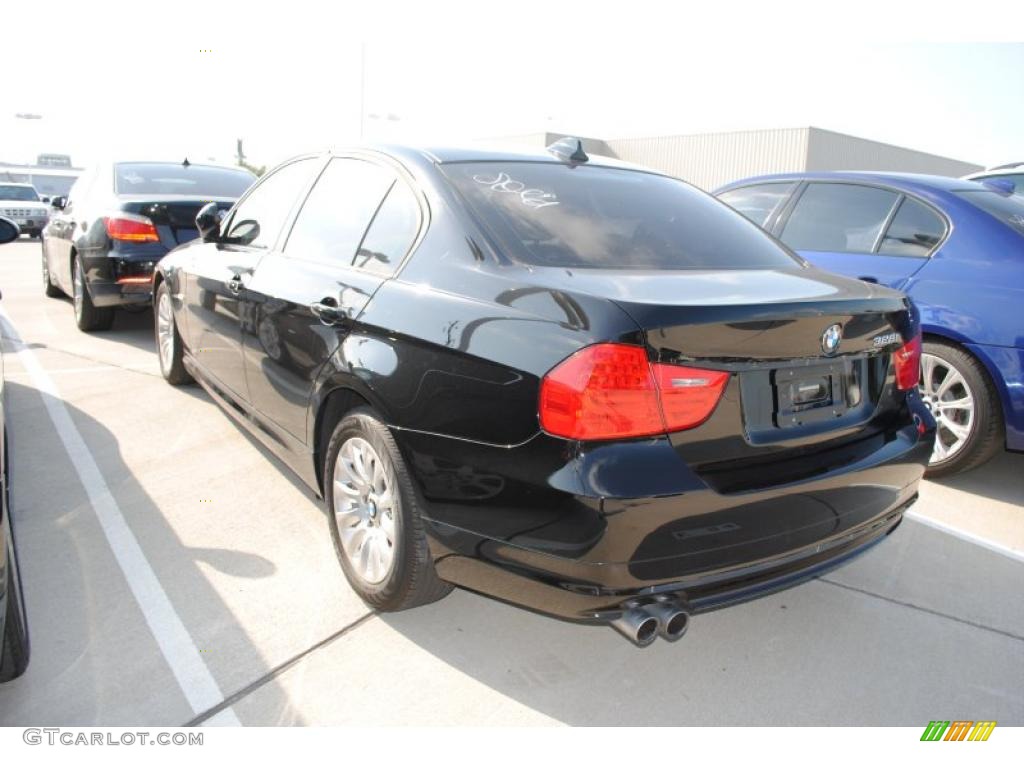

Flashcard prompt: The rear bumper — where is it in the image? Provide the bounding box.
[422,407,934,623]
[966,342,1024,452]
[88,279,153,307]
[81,249,162,307]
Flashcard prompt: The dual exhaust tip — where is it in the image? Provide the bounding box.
[610,599,690,647]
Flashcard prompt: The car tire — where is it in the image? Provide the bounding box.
[42,248,62,298]
[0,544,29,682]
[921,340,1004,478]
[324,407,453,611]
[1,435,29,683]
[155,282,193,385]
[72,256,115,332]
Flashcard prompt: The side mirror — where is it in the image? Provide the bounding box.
[51,196,66,210]
[40,195,51,204]
[196,202,223,243]
[0,216,20,245]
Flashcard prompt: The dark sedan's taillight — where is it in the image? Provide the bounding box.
[893,333,922,390]
[104,214,159,243]
[539,343,728,440]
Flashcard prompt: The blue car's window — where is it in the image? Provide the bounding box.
[114,163,255,197]
[442,162,799,270]
[781,183,899,253]
[878,198,946,257]
[955,189,1024,236]
[717,182,795,227]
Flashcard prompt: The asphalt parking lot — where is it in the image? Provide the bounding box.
[0,237,1021,726]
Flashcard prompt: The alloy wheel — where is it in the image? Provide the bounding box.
[332,436,396,585]
[920,352,975,464]
[157,290,175,372]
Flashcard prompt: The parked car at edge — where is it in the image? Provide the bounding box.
[41,161,256,331]
[0,216,29,681]
[964,162,1024,194]
[715,171,1024,476]
[152,142,934,646]
[0,183,49,239]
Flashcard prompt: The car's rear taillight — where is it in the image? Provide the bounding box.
[539,343,728,440]
[650,362,730,431]
[893,333,922,390]
[104,214,159,243]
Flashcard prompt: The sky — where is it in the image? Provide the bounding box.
[3,3,1023,171]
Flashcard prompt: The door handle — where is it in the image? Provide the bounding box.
[858,275,878,284]
[310,300,347,326]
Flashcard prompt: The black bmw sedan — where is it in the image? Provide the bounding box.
[153,140,935,646]
[42,160,255,331]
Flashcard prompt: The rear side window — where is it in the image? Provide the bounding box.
[781,183,899,253]
[114,163,255,197]
[717,182,795,227]
[878,198,945,257]
[441,162,799,270]
[355,180,420,276]
[954,189,1024,236]
[284,157,396,266]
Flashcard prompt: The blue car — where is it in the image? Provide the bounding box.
[714,172,1024,476]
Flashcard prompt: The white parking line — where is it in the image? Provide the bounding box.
[0,307,240,726]
[906,510,1024,564]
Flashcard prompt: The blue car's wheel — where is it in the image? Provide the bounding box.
[920,340,1004,477]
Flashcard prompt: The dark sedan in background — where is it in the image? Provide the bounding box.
[0,216,29,681]
[715,172,1024,476]
[153,141,934,646]
[41,161,255,331]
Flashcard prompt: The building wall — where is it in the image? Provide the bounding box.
[805,128,982,178]
[606,128,810,190]
[487,127,984,189]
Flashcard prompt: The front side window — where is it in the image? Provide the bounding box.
[284,158,396,266]
[781,183,899,253]
[224,158,319,248]
[441,162,799,270]
[717,182,795,227]
[878,198,946,257]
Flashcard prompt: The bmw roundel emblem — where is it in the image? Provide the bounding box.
[821,324,843,356]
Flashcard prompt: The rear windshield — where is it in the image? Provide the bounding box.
[114,163,255,197]
[0,184,39,202]
[441,162,800,270]
[955,190,1024,236]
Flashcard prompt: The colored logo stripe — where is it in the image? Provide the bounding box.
[920,720,996,741]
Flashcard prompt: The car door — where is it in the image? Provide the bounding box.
[242,156,422,445]
[45,166,96,292]
[774,182,940,290]
[185,156,323,404]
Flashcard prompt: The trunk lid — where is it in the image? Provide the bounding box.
[117,195,237,248]
[529,265,916,473]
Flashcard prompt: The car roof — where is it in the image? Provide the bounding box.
[343,142,655,174]
[716,170,992,195]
